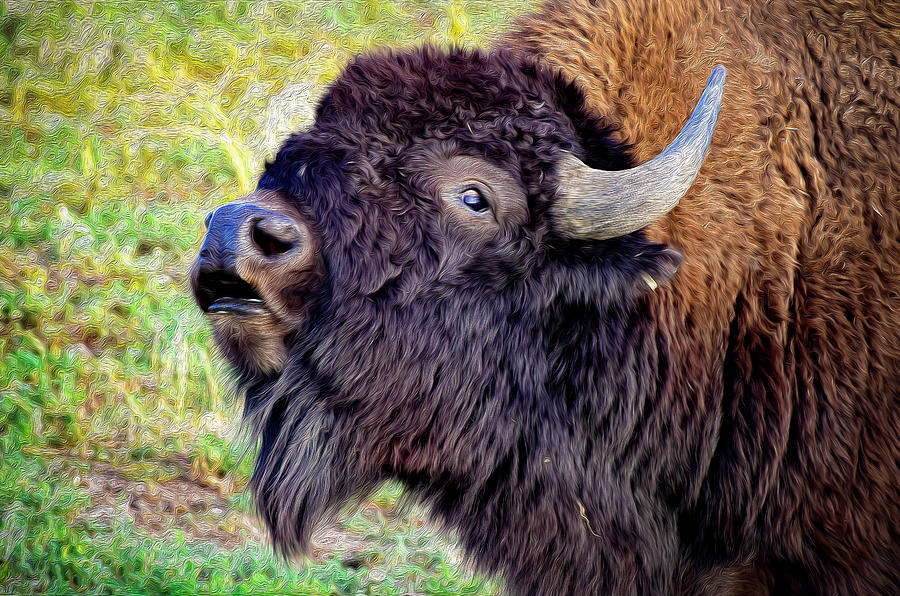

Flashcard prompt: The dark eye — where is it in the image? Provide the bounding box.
[460,188,489,213]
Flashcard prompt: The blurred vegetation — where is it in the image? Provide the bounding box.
[0,0,532,593]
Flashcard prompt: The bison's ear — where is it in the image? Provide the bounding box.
[623,241,683,295]
[548,236,683,307]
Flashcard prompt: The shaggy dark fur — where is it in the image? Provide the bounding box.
[209,1,899,594]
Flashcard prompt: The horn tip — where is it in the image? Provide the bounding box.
[709,65,727,87]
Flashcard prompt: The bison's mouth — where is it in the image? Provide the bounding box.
[194,270,268,316]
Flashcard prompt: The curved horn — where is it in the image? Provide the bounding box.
[553,66,726,240]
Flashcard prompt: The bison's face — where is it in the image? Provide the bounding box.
[190,47,722,554]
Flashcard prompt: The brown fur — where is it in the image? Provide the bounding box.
[508,0,899,592]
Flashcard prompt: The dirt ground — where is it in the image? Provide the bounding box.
[61,452,443,568]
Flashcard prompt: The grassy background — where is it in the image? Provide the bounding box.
[0,1,533,593]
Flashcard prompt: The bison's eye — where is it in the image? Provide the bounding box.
[431,155,527,228]
[460,188,489,213]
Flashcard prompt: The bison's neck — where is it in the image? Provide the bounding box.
[394,294,686,595]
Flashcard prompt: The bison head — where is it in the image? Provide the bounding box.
[192,46,723,585]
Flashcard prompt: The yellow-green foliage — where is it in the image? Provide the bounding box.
[0,1,532,593]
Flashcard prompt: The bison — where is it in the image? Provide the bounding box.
[191,0,900,593]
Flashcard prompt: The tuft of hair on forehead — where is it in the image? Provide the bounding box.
[310,46,629,166]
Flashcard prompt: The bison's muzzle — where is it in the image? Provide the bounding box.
[194,203,301,314]
[191,190,320,373]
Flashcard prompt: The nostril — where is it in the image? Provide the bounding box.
[250,216,301,257]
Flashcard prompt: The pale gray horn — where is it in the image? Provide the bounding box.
[553,66,726,240]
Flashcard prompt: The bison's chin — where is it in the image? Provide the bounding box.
[208,309,292,375]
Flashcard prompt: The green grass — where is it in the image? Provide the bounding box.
[0,1,533,593]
